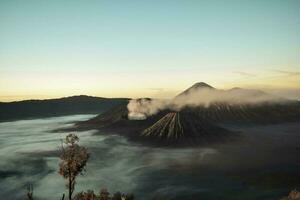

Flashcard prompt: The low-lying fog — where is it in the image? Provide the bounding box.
[0,115,299,200]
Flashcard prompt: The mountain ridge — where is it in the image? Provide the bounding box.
[0,95,129,122]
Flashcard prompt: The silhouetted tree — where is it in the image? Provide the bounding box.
[99,188,110,200]
[122,193,134,200]
[72,190,98,200]
[112,192,122,200]
[59,134,90,200]
[72,189,134,200]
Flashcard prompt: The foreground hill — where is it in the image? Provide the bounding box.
[0,95,129,122]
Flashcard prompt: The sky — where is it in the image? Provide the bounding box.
[0,0,300,101]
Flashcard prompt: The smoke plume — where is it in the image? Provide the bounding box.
[127,87,287,120]
[127,98,169,120]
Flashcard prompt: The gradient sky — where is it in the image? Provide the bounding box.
[0,0,300,101]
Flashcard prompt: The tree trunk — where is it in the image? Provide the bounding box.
[69,177,72,200]
[68,173,72,200]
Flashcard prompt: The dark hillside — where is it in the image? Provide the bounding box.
[189,101,300,124]
[75,103,168,134]
[141,111,234,146]
[0,95,129,122]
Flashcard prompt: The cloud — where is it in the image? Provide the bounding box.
[147,88,165,92]
[265,88,300,100]
[233,71,256,77]
[272,70,300,76]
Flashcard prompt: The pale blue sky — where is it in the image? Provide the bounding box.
[0,0,299,100]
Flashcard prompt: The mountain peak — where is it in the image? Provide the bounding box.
[190,82,214,89]
[176,82,214,97]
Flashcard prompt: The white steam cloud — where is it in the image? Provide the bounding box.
[127,98,169,120]
[127,87,287,120]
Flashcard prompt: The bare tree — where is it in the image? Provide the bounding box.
[59,134,90,200]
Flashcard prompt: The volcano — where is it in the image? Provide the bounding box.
[74,101,169,134]
[74,104,236,146]
[177,82,214,97]
[141,111,233,146]
[72,82,300,147]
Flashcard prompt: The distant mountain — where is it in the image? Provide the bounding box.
[177,82,214,96]
[178,84,300,123]
[0,95,129,122]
